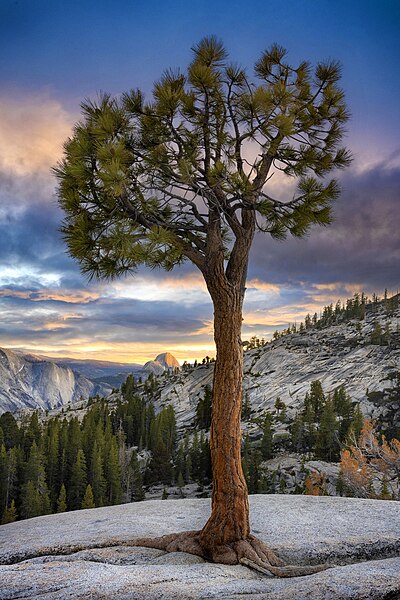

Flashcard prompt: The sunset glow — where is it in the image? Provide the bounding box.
[1,1,399,365]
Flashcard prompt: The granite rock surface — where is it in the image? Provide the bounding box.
[1,495,399,599]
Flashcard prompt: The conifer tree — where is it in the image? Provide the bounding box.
[81,484,96,509]
[350,405,364,441]
[129,449,145,501]
[56,37,350,569]
[105,438,122,504]
[291,413,306,453]
[309,381,325,420]
[44,419,60,507]
[57,483,68,512]
[195,385,212,429]
[2,499,17,524]
[4,447,18,514]
[0,444,7,512]
[69,448,88,509]
[90,442,106,506]
[241,392,252,420]
[22,412,41,457]
[21,441,51,518]
[0,412,19,449]
[315,397,339,461]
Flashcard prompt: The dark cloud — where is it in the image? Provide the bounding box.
[0,171,81,284]
[1,153,399,357]
[0,292,211,347]
[249,160,400,291]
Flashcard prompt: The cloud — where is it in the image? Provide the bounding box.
[0,91,398,361]
[0,91,74,177]
[249,158,400,291]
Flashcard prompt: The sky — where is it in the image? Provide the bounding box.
[0,0,399,364]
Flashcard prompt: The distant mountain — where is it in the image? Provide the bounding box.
[0,348,112,414]
[49,357,142,380]
[144,352,180,375]
[0,350,181,414]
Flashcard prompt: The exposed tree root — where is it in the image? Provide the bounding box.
[125,531,329,578]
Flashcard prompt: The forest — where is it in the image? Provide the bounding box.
[1,368,398,524]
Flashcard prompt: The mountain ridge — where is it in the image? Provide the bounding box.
[0,349,181,414]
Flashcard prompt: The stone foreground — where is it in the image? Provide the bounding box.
[0,495,399,599]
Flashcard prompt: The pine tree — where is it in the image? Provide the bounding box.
[44,419,60,508]
[315,397,339,461]
[21,441,51,518]
[22,412,41,458]
[350,405,364,441]
[333,386,354,441]
[129,450,145,501]
[248,450,262,494]
[195,385,212,429]
[69,448,87,510]
[57,483,67,513]
[0,412,19,449]
[241,392,252,420]
[105,438,122,504]
[2,499,17,524]
[0,444,7,513]
[89,441,106,507]
[81,484,96,509]
[309,381,325,420]
[190,430,201,481]
[56,36,351,564]
[4,447,18,514]
[291,413,306,453]
[20,480,47,519]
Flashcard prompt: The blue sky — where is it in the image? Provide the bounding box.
[0,0,399,362]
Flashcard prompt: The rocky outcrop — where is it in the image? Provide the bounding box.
[0,495,399,599]
[155,303,400,433]
[144,352,180,375]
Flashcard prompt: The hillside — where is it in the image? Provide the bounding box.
[1,495,399,599]
[1,294,398,523]
[155,297,400,435]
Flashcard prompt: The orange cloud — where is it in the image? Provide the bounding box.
[0,92,74,177]
[0,288,100,304]
[246,279,281,293]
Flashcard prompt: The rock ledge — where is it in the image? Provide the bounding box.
[0,495,399,599]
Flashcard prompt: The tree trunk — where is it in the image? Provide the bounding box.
[199,282,249,554]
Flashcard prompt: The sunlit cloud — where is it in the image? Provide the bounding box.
[0,84,398,365]
[108,273,208,304]
[0,287,101,304]
[0,92,74,177]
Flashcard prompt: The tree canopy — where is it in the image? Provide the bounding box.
[56,36,351,283]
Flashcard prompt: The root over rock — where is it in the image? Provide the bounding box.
[126,531,329,578]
